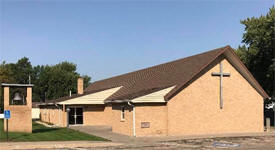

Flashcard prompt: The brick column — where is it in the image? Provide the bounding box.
[27,87,32,108]
[77,78,84,94]
[3,87,9,107]
[63,104,67,127]
[3,87,9,131]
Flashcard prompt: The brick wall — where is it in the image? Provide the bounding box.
[4,87,32,133]
[111,103,133,136]
[83,105,112,126]
[167,58,264,136]
[135,103,167,136]
[40,106,67,127]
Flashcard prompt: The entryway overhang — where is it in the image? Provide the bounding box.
[58,86,122,105]
[131,86,175,103]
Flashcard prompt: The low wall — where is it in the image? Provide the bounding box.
[40,106,67,127]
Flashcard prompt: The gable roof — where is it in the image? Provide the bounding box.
[85,46,226,102]
[44,45,269,105]
[85,45,268,102]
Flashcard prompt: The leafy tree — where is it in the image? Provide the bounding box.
[0,59,91,103]
[236,6,275,101]
[11,57,33,84]
[33,62,91,101]
[0,61,15,111]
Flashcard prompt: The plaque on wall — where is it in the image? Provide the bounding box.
[141,122,150,128]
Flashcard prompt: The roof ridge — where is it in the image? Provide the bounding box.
[88,45,230,87]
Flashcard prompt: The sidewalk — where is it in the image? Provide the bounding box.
[70,125,275,145]
[1,128,275,150]
[70,126,138,143]
[0,141,122,150]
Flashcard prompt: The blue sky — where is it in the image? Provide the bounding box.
[0,0,273,81]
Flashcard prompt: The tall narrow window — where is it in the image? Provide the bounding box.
[121,106,125,121]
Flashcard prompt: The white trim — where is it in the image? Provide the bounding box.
[127,101,136,137]
[59,87,122,105]
[1,83,34,87]
[131,86,175,103]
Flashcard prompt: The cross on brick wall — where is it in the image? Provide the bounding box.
[211,62,231,109]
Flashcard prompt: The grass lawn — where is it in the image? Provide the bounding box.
[0,119,106,142]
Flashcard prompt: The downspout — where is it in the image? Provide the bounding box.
[55,104,61,126]
[128,101,136,137]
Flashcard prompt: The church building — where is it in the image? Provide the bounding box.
[39,45,269,137]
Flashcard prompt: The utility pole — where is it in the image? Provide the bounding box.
[29,75,31,84]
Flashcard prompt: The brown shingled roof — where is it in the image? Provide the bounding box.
[86,45,253,102]
[46,45,268,105]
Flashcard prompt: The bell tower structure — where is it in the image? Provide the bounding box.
[2,83,33,133]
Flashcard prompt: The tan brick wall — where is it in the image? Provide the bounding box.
[167,58,264,136]
[4,87,32,133]
[40,106,67,127]
[111,104,133,136]
[4,106,32,132]
[83,105,112,126]
[78,78,84,94]
[135,103,168,136]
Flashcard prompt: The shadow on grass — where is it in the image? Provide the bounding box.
[9,133,30,141]
[33,128,59,133]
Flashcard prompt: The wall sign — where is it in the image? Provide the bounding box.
[141,122,150,128]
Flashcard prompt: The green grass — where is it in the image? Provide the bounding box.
[0,119,106,142]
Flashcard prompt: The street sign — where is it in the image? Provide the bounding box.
[4,110,10,142]
[4,110,10,119]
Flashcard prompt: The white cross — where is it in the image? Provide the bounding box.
[211,62,230,109]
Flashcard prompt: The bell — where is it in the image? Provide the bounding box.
[13,92,22,101]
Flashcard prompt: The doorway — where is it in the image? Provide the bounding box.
[69,107,83,125]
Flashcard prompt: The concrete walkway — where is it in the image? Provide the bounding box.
[69,125,275,144]
[0,141,122,150]
[69,126,138,143]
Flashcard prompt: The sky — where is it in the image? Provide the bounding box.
[0,0,273,81]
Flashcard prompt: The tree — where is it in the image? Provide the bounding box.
[236,6,275,101]
[11,57,33,84]
[33,62,91,101]
[0,58,91,103]
[0,61,15,111]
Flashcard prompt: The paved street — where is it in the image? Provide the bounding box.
[34,135,275,150]
[1,134,275,150]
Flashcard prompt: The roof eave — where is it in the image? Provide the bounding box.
[164,46,270,101]
[164,46,230,101]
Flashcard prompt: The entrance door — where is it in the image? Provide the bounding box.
[69,107,83,125]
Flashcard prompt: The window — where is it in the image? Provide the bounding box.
[121,106,125,121]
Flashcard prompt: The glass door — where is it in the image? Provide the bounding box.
[69,107,76,125]
[75,107,83,124]
[68,107,83,125]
